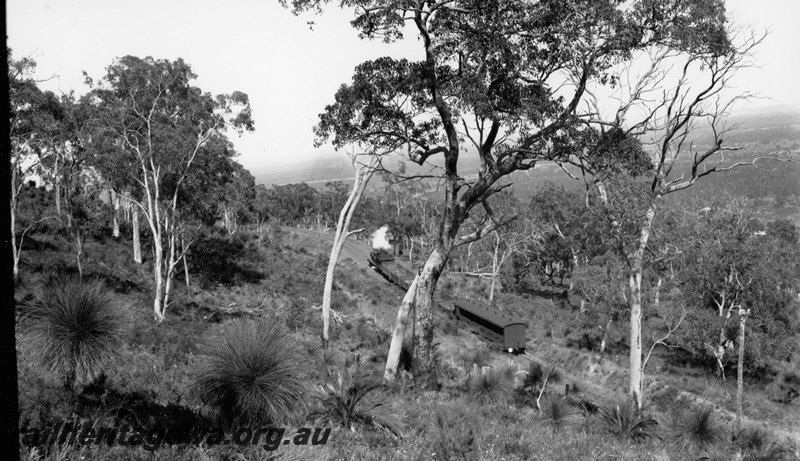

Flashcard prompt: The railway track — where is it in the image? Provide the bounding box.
[282,226,373,269]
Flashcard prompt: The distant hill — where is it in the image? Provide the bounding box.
[250,107,799,223]
[252,106,799,188]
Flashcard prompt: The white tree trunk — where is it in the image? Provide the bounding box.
[11,205,19,281]
[321,157,374,347]
[629,269,643,407]
[489,233,500,303]
[54,157,61,215]
[599,318,613,354]
[628,203,656,409]
[182,237,191,295]
[75,234,83,278]
[411,246,448,383]
[163,231,177,314]
[11,167,20,281]
[384,275,420,381]
[321,235,348,347]
[152,236,164,322]
[735,307,749,433]
[112,190,120,238]
[132,210,142,264]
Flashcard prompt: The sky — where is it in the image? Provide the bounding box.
[7,0,800,173]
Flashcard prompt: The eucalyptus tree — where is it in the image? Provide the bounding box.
[573,17,781,405]
[53,94,107,277]
[674,199,800,430]
[320,152,378,348]
[87,56,254,322]
[297,0,726,384]
[8,51,64,280]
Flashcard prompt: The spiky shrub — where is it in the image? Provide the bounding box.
[23,277,128,389]
[468,366,513,405]
[194,319,309,428]
[599,397,658,442]
[734,426,770,453]
[310,360,400,435]
[540,396,573,432]
[742,442,795,461]
[735,427,794,461]
[522,361,544,389]
[672,406,723,451]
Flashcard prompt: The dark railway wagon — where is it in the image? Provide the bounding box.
[452,299,527,354]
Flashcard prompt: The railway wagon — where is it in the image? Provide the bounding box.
[452,299,527,354]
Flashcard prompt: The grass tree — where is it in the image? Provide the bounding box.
[87,56,253,322]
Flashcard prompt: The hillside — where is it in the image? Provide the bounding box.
[15,220,800,460]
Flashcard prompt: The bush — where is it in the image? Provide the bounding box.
[599,397,658,442]
[671,406,724,451]
[457,346,491,369]
[310,359,400,435]
[194,319,309,428]
[284,297,306,332]
[734,426,796,461]
[734,426,771,453]
[540,396,574,432]
[468,366,513,405]
[522,361,544,389]
[22,277,128,389]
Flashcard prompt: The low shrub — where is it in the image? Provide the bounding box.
[522,361,544,389]
[671,406,724,451]
[734,426,796,461]
[734,425,771,452]
[22,277,129,390]
[310,359,400,435]
[468,366,513,405]
[456,347,491,369]
[599,397,658,442]
[540,395,574,432]
[193,319,309,428]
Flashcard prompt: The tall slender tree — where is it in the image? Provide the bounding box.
[576,25,783,406]
[8,51,63,280]
[320,152,378,348]
[87,56,253,321]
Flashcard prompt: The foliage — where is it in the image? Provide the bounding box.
[734,426,796,461]
[675,199,800,375]
[310,359,401,435]
[467,366,513,406]
[670,406,724,451]
[284,296,306,332]
[522,361,544,389]
[21,277,129,389]
[497,251,534,294]
[599,397,658,443]
[84,55,254,319]
[540,395,574,432]
[193,319,309,428]
[187,230,265,287]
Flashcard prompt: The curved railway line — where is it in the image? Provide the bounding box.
[283,226,528,353]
